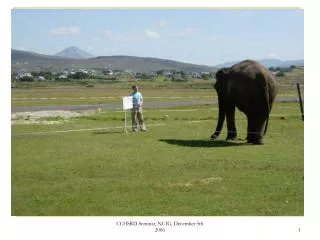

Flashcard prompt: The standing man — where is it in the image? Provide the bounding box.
[130,85,146,132]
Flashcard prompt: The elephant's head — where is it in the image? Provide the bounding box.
[214,67,229,94]
[211,68,230,139]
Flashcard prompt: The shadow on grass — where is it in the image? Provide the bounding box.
[93,130,123,135]
[159,139,246,148]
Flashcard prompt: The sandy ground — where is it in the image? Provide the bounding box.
[11,110,88,125]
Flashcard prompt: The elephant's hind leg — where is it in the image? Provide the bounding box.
[247,115,265,145]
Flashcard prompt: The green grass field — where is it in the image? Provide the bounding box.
[11,102,304,216]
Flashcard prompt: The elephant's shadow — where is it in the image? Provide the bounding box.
[159,139,247,148]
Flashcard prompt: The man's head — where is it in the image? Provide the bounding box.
[132,85,138,92]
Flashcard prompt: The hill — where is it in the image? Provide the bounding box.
[214,58,304,68]
[11,49,216,73]
[54,46,95,59]
[11,49,67,61]
[12,49,303,73]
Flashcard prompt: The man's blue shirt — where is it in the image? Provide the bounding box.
[130,91,143,106]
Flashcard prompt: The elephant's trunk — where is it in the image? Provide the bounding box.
[211,95,226,139]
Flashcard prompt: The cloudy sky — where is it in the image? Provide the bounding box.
[11,9,303,66]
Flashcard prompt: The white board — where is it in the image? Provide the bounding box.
[122,96,133,110]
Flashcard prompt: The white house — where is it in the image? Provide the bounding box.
[58,75,68,79]
[37,76,46,81]
[102,70,113,75]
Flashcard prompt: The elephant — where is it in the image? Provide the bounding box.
[210,59,278,144]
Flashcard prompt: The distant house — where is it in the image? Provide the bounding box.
[79,69,88,74]
[113,70,123,76]
[192,72,201,78]
[19,72,32,78]
[102,70,113,76]
[201,72,210,75]
[37,76,46,81]
[85,69,95,75]
[15,72,32,80]
[162,71,172,77]
[149,72,158,77]
[14,72,34,81]
[58,75,68,79]
[172,73,184,81]
[135,72,143,77]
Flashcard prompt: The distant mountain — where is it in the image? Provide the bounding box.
[11,49,67,61]
[278,59,304,68]
[12,48,303,73]
[54,46,94,59]
[214,58,304,68]
[89,56,216,73]
[11,49,216,73]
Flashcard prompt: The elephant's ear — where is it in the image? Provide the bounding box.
[214,68,229,90]
[215,68,229,79]
[222,68,229,74]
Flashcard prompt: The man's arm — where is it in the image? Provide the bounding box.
[140,93,143,106]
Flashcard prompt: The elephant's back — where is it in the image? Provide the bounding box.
[230,60,270,78]
[228,60,277,112]
[229,59,276,87]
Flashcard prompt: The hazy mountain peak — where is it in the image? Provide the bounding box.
[55,46,94,59]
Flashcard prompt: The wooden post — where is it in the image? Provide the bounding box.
[296,83,304,121]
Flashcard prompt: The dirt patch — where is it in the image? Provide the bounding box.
[11,110,90,125]
[168,176,223,187]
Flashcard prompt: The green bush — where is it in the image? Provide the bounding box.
[19,76,34,82]
[276,71,285,77]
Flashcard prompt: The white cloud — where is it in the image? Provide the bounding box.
[104,30,141,42]
[205,35,228,41]
[92,37,102,41]
[176,28,197,37]
[268,53,279,59]
[87,46,93,51]
[104,30,113,39]
[159,20,168,27]
[49,26,81,36]
[103,29,159,42]
[145,30,160,39]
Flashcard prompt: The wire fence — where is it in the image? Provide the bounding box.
[11,83,304,101]
[12,112,304,137]
[11,81,304,137]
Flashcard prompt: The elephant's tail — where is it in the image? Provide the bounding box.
[264,113,269,135]
[263,79,271,136]
[257,72,271,136]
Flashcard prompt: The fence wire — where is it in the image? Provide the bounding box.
[12,82,304,137]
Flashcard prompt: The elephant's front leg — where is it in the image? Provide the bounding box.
[226,103,237,140]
